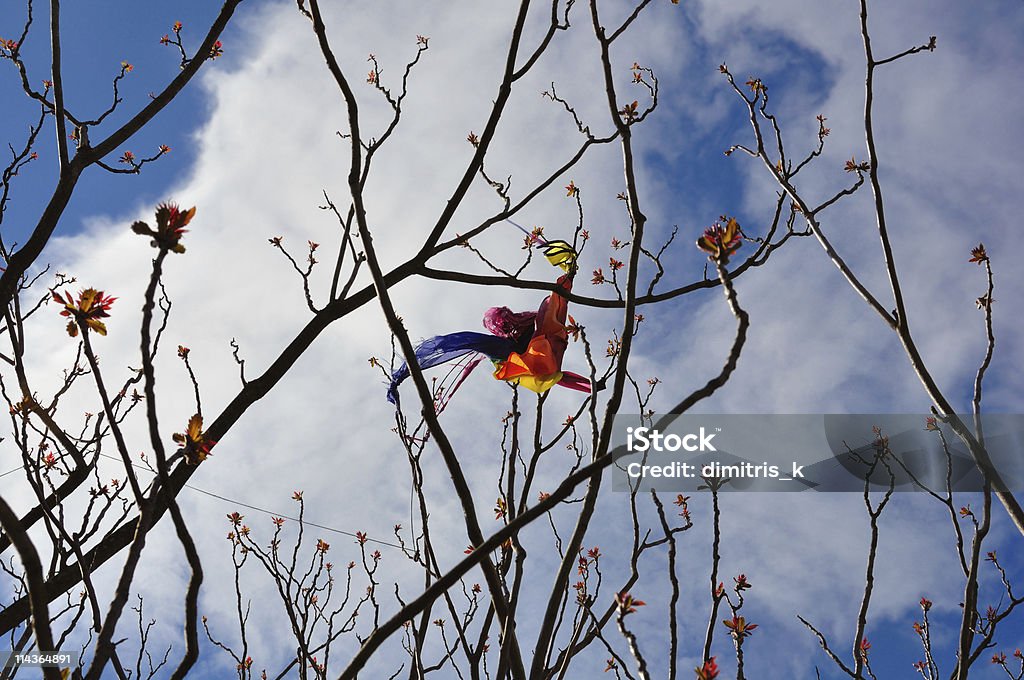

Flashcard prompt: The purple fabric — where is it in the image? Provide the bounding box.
[482,306,537,339]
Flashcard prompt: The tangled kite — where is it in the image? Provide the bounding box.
[386,233,590,407]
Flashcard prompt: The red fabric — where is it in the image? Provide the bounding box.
[494,274,572,386]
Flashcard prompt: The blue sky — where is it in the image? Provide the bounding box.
[2,0,1023,678]
[0,0,233,246]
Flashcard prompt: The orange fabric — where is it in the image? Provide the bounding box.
[494,274,572,393]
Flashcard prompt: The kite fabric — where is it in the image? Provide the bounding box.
[386,331,517,405]
[386,267,591,406]
[491,273,578,393]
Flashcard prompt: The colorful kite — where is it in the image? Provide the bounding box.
[386,229,590,407]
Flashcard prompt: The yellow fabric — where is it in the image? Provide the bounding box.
[541,240,577,272]
[494,365,563,393]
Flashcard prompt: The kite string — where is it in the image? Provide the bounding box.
[0,455,406,551]
[504,218,549,246]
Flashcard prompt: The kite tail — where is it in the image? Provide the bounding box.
[435,354,486,414]
[558,371,592,393]
[387,331,516,405]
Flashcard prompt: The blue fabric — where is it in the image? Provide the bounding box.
[387,331,517,405]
